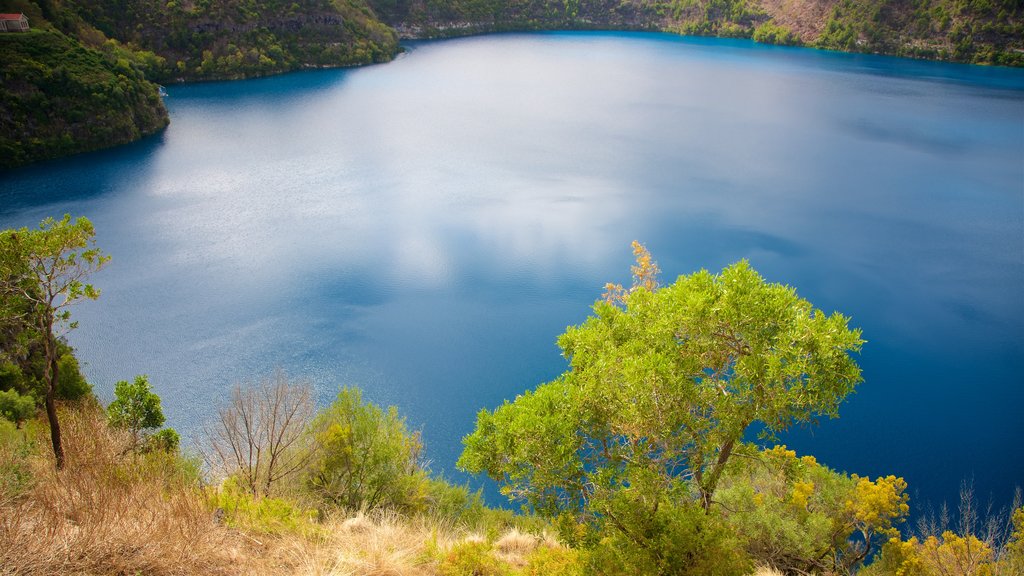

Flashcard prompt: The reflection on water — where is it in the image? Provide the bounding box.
[1,32,1022,511]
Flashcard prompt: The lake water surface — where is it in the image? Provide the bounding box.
[2,32,1022,511]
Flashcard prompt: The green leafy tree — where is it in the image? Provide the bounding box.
[459,244,863,568]
[0,388,36,428]
[307,387,423,512]
[107,375,166,451]
[0,215,109,469]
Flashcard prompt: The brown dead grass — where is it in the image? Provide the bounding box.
[0,407,563,576]
[253,510,456,576]
[0,407,248,576]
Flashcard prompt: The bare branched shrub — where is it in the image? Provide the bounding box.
[914,480,1023,576]
[202,370,317,498]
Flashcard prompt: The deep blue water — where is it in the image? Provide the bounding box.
[2,32,1022,514]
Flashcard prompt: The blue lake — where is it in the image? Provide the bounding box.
[2,32,1022,512]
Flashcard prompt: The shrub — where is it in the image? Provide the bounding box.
[107,374,165,450]
[146,427,180,453]
[523,544,584,576]
[55,352,92,401]
[437,539,513,576]
[586,495,750,576]
[716,445,909,574]
[307,386,424,512]
[211,477,320,535]
[0,388,36,427]
[0,417,38,497]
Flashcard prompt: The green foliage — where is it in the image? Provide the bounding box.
[1005,507,1024,574]
[146,427,180,454]
[586,496,750,576]
[419,475,488,522]
[107,374,166,449]
[522,545,585,576]
[60,0,399,82]
[0,28,168,168]
[460,246,862,575]
[211,477,320,535]
[0,215,109,468]
[717,445,909,573]
[0,388,35,426]
[55,353,91,401]
[813,0,1024,65]
[437,540,513,576]
[752,21,800,45]
[307,386,424,512]
[862,498,1024,576]
[0,417,39,497]
[460,249,863,517]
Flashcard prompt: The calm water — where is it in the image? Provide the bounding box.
[2,32,1022,512]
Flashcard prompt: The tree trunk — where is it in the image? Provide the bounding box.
[700,436,738,513]
[43,328,65,470]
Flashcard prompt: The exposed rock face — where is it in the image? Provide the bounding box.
[759,0,839,42]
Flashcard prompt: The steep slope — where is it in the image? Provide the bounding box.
[810,0,1024,65]
[368,0,1024,66]
[64,0,399,82]
[1,0,1020,169]
[0,2,168,169]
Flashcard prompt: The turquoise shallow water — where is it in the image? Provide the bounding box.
[2,32,1023,511]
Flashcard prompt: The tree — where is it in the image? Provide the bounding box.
[202,371,316,498]
[459,244,863,559]
[107,375,166,451]
[306,387,424,512]
[0,215,108,469]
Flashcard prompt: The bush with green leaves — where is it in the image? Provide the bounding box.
[459,243,863,574]
[107,374,166,450]
[0,388,36,427]
[437,539,512,576]
[211,477,319,535]
[585,495,750,576]
[146,427,180,454]
[306,387,425,512]
[716,445,909,574]
[0,417,38,497]
[55,353,92,402]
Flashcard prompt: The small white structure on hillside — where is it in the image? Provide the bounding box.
[0,13,29,32]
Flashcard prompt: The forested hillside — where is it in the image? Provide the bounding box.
[0,2,168,168]
[370,0,1024,66]
[1,0,1021,168]
[61,0,399,81]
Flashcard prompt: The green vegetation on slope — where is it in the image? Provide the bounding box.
[816,0,1024,66]
[1,0,1020,168]
[0,27,168,168]
[62,0,399,82]
[366,0,1024,65]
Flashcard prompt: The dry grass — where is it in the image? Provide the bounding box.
[255,510,457,576]
[0,406,567,576]
[0,407,248,576]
